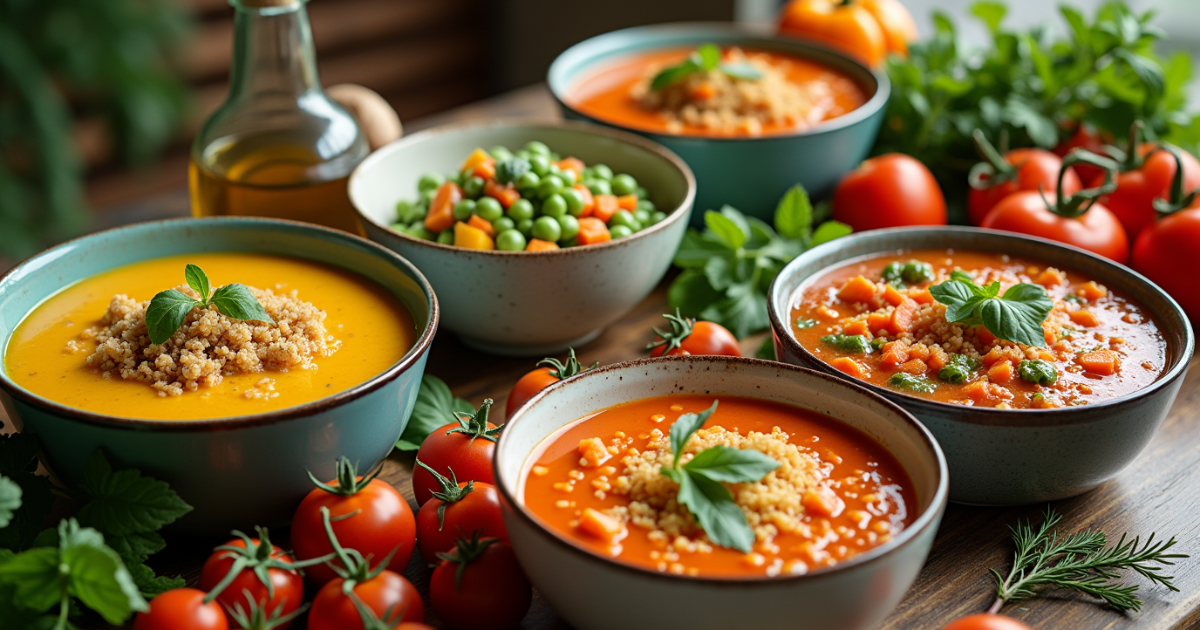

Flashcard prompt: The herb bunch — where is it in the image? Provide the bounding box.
[669,186,851,338]
[929,270,1053,347]
[145,264,274,345]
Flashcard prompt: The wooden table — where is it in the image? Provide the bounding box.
[53,85,1200,629]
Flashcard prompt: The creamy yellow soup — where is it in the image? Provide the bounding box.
[5,253,417,420]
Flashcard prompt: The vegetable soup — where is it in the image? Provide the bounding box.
[523,395,914,577]
[5,253,417,420]
[790,249,1168,408]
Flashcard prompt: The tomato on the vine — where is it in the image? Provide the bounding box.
[967,130,1081,226]
[197,528,316,629]
[430,533,532,630]
[940,613,1032,630]
[1132,146,1200,323]
[134,588,228,630]
[981,149,1129,264]
[832,153,947,231]
[647,310,740,357]
[291,457,416,585]
[506,348,597,418]
[414,459,507,561]
[412,399,502,506]
[1092,124,1200,240]
[1053,122,1109,183]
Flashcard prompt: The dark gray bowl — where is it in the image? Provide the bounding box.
[768,227,1194,505]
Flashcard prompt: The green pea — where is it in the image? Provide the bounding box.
[557,214,580,241]
[476,197,504,221]
[420,188,437,205]
[529,155,551,176]
[634,186,650,199]
[649,211,668,225]
[561,188,585,216]
[609,224,633,239]
[437,230,454,245]
[588,179,612,196]
[496,229,527,252]
[591,164,614,181]
[417,173,444,193]
[515,150,533,160]
[555,170,577,187]
[612,174,638,196]
[548,163,562,175]
[408,225,435,241]
[532,216,562,242]
[493,216,515,232]
[488,146,514,162]
[633,209,651,225]
[541,194,568,218]
[515,171,540,192]
[637,199,657,212]
[463,176,485,198]
[516,218,534,236]
[609,210,640,230]
[507,198,535,221]
[524,140,551,157]
[537,176,564,199]
[453,199,476,221]
[395,200,425,224]
[390,222,407,233]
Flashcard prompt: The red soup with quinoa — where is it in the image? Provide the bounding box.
[522,395,915,578]
[789,249,1168,409]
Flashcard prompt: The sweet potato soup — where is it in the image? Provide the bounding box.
[790,249,1167,409]
[569,47,867,138]
[523,395,915,577]
[5,253,416,420]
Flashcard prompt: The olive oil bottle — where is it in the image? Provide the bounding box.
[189,0,368,233]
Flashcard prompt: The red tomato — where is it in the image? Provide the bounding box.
[1094,143,1200,240]
[981,190,1129,263]
[197,530,304,628]
[412,399,501,506]
[308,571,425,630]
[291,458,416,585]
[430,535,532,630]
[967,132,1082,226]
[134,589,228,630]
[648,311,741,357]
[1054,123,1109,183]
[506,348,596,417]
[415,460,507,561]
[833,154,947,231]
[941,613,1032,630]
[1133,206,1200,323]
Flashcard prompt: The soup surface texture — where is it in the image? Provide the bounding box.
[790,249,1167,408]
[6,253,416,420]
[569,47,866,138]
[523,395,914,577]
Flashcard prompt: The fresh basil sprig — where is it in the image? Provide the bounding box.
[929,273,1053,347]
[145,264,274,345]
[651,43,765,91]
[658,401,780,553]
[395,374,476,451]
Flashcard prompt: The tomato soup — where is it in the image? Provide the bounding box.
[5,253,417,420]
[523,395,914,577]
[790,250,1168,408]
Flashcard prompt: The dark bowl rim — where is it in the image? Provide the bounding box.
[767,226,1196,425]
[349,118,697,257]
[494,355,949,585]
[546,21,891,144]
[0,216,440,432]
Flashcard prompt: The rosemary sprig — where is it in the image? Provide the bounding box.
[989,508,1187,614]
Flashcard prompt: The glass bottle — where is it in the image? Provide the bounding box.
[189,0,368,233]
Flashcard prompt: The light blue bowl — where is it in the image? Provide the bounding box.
[0,218,439,534]
[549,22,888,225]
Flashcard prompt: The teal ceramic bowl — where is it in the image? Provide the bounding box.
[0,218,438,534]
[548,22,888,225]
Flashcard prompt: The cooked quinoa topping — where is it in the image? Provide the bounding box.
[79,285,338,397]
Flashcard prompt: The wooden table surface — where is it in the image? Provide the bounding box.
[41,85,1200,629]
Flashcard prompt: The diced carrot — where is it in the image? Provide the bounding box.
[975,326,997,346]
[842,320,869,336]
[1077,281,1107,301]
[573,184,595,217]
[576,217,611,245]
[909,288,933,304]
[882,284,906,307]
[866,313,890,335]
[802,486,843,518]
[1070,310,1100,328]
[593,194,620,223]
[1044,329,1056,346]
[829,357,868,380]
[525,238,560,252]
[837,276,877,303]
[453,221,494,250]
[908,345,930,361]
[963,380,1013,406]
[484,180,521,208]
[689,81,718,101]
[578,437,611,467]
[987,360,1014,384]
[981,347,1007,366]
[461,148,493,173]
[467,214,496,237]
[881,342,909,368]
[1035,267,1065,287]
[555,157,585,178]
[472,160,496,181]
[898,359,928,375]
[423,181,463,233]
[927,347,949,372]
[1079,350,1119,375]
[887,300,917,335]
[578,507,625,543]
[1037,351,1056,362]
[617,194,639,212]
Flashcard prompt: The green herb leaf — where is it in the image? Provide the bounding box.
[810,221,852,247]
[76,450,193,537]
[63,538,147,624]
[673,231,735,268]
[684,445,780,484]
[676,472,756,553]
[0,546,61,612]
[183,264,210,302]
[699,282,768,339]
[209,284,273,323]
[667,269,724,317]
[0,476,20,529]
[929,280,987,322]
[144,289,197,345]
[704,210,747,250]
[695,43,721,70]
[396,374,474,451]
[1019,359,1059,386]
[718,62,764,81]
[888,373,937,393]
[931,276,1052,347]
[667,401,718,469]
[773,185,812,241]
[125,561,185,598]
[650,59,703,91]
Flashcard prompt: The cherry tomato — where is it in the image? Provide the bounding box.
[833,154,947,231]
[413,399,501,506]
[291,458,416,585]
[981,190,1128,263]
[1054,123,1109,183]
[941,613,1032,630]
[506,348,596,418]
[1094,143,1200,240]
[134,588,228,630]
[415,459,507,561]
[647,311,740,357]
[1133,206,1200,323]
[968,130,1082,226]
[430,535,532,630]
[308,571,425,630]
[197,530,304,628]
[779,0,890,67]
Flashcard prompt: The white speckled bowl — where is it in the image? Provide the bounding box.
[495,356,948,630]
[349,120,695,356]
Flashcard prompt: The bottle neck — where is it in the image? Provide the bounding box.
[227,0,321,101]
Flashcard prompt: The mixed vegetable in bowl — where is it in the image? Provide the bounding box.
[392,141,666,251]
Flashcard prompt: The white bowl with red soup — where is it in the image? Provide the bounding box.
[494,356,947,630]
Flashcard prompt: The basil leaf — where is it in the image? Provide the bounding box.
[65,541,146,624]
[684,445,780,484]
[0,476,20,529]
[810,221,852,247]
[674,230,735,268]
[209,283,273,323]
[677,472,756,553]
[667,401,718,469]
[695,43,721,70]
[979,284,1053,347]
[702,255,737,291]
[396,374,472,451]
[950,270,974,284]
[704,210,747,250]
[0,546,61,612]
[929,281,985,322]
[773,185,812,241]
[126,561,185,598]
[144,289,197,345]
[76,450,193,538]
[183,264,209,302]
[651,59,701,91]
[699,282,768,339]
[105,531,166,564]
[719,62,764,81]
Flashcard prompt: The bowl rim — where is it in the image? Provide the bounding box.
[768,226,1196,425]
[0,216,440,432]
[546,21,891,144]
[495,355,949,585]
[349,118,697,257]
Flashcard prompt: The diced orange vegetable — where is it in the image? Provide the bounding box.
[555,157,585,178]
[981,347,1007,366]
[842,320,869,336]
[1070,310,1100,328]
[577,437,611,467]
[461,148,493,173]
[423,181,463,233]
[1079,350,1119,375]
[898,359,928,375]
[594,194,620,223]
[880,342,909,368]
[472,160,496,180]
[1037,351,1056,362]
[578,507,625,543]
[829,357,868,380]
[975,326,997,346]
[689,81,718,101]
[927,348,949,372]
[882,284,906,307]
[837,276,877,303]
[910,288,933,304]
[484,180,521,208]
[617,194,639,212]
[1044,329,1056,346]
[467,214,496,237]
[1034,268,1064,287]
[1077,281,1108,301]
[963,380,1013,406]
[866,313,890,334]
[1031,394,1059,409]
[573,184,595,217]
[453,221,494,250]
[987,360,1014,384]
[525,238,560,252]
[907,345,930,361]
[887,300,917,335]
[576,217,611,245]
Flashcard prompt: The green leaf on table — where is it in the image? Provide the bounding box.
[773,185,812,241]
[700,282,768,339]
[64,541,145,624]
[105,531,166,564]
[0,546,61,613]
[209,284,273,323]
[183,264,210,301]
[77,450,193,537]
[126,561,185,598]
[810,221,852,247]
[668,270,723,317]
[396,374,474,451]
[144,289,197,345]
[673,231,734,268]
[0,476,20,529]
[704,210,747,250]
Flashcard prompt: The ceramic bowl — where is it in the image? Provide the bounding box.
[548,22,888,226]
[0,218,438,534]
[495,356,947,630]
[768,227,1194,505]
[350,120,695,356]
